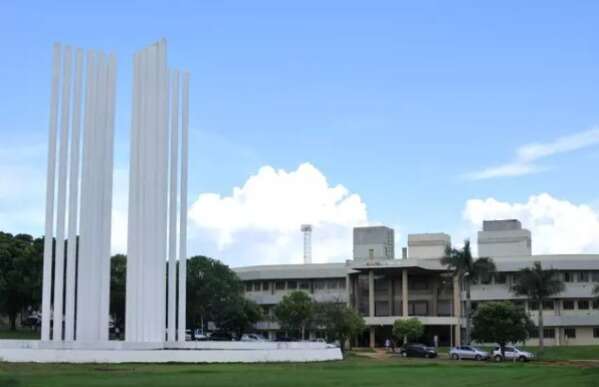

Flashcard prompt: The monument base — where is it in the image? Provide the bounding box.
[0,340,343,363]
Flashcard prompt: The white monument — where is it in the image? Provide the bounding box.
[0,39,341,363]
[41,43,117,342]
[125,39,189,343]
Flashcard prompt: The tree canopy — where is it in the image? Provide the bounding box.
[392,318,424,344]
[471,301,533,349]
[512,261,564,349]
[186,255,260,335]
[313,302,365,351]
[0,232,43,330]
[274,290,314,339]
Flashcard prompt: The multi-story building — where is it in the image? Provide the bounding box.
[235,219,599,346]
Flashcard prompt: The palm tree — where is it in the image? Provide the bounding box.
[512,262,564,350]
[441,240,496,344]
[593,283,599,299]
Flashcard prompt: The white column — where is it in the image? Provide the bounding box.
[52,46,73,342]
[65,48,84,341]
[177,71,189,342]
[42,43,62,341]
[77,50,96,341]
[167,70,179,342]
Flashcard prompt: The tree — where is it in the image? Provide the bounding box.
[185,255,250,335]
[0,232,43,330]
[110,254,127,331]
[218,298,263,337]
[313,302,365,351]
[274,290,314,339]
[471,302,534,355]
[441,240,495,344]
[512,261,564,350]
[593,283,599,298]
[392,318,424,345]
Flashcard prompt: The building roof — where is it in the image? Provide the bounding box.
[233,254,599,281]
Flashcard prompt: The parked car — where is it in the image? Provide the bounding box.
[241,333,267,341]
[209,331,234,341]
[449,345,490,361]
[398,343,438,358]
[193,329,208,341]
[492,346,535,362]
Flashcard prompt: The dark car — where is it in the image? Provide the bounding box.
[398,343,437,358]
[209,331,234,341]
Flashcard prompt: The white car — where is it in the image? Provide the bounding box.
[492,346,535,362]
[449,345,490,361]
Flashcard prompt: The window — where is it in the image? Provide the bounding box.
[275,281,285,290]
[338,279,346,289]
[326,279,338,289]
[564,328,576,339]
[314,280,326,290]
[437,301,451,316]
[409,301,428,316]
[299,281,310,290]
[245,282,252,292]
[529,301,538,311]
[481,274,492,285]
[593,328,599,338]
[564,272,574,283]
[287,280,297,290]
[592,271,599,282]
[543,300,554,310]
[409,278,429,290]
[544,328,555,338]
[593,300,599,309]
[563,300,575,310]
[494,273,507,284]
[579,272,589,282]
[578,300,590,310]
[262,281,270,291]
[253,282,261,291]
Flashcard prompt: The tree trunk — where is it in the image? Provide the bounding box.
[538,303,544,350]
[301,324,305,340]
[9,313,17,331]
[465,277,472,345]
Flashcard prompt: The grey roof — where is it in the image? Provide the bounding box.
[233,254,599,281]
[234,262,348,281]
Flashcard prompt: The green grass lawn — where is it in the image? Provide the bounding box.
[0,329,39,340]
[1,356,599,387]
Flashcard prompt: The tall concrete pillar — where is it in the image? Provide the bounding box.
[402,269,409,317]
[431,279,439,317]
[368,270,375,317]
[345,274,351,307]
[369,326,376,348]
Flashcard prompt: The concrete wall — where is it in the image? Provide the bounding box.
[353,226,394,261]
[407,233,450,259]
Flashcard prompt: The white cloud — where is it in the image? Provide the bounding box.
[465,127,599,180]
[463,193,599,254]
[188,163,369,266]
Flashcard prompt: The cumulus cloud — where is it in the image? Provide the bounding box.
[465,127,599,180]
[188,163,368,266]
[463,193,599,254]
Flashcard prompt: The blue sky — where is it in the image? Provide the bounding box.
[2,1,599,265]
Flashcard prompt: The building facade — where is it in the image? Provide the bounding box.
[235,220,599,347]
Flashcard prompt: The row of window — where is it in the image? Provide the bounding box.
[472,271,599,285]
[527,299,599,311]
[245,278,346,293]
[529,327,599,339]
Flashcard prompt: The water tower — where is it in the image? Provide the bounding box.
[300,224,313,264]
